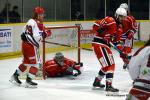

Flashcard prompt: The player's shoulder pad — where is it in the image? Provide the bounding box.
[26,19,36,27]
[105,16,115,22]
[45,60,56,65]
[104,16,116,25]
[128,15,136,20]
[94,19,102,25]
[126,15,136,22]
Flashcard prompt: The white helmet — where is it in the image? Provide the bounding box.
[115,7,127,17]
[119,3,128,11]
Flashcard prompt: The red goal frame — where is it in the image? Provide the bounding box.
[42,25,81,79]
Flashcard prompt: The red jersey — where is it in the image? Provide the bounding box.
[93,16,118,47]
[44,58,80,77]
[122,15,137,40]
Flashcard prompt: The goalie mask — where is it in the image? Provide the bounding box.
[54,52,64,66]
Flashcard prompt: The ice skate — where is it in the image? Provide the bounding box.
[93,77,105,88]
[106,84,119,92]
[9,71,22,86]
[25,76,37,88]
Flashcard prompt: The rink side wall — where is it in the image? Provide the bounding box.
[0,20,149,54]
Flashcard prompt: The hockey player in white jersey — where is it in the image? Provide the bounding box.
[9,7,51,88]
[127,38,150,100]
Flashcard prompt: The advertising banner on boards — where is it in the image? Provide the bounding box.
[0,27,13,53]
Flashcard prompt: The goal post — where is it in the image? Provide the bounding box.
[42,25,81,79]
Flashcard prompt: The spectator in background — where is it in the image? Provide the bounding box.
[0,3,11,23]
[9,5,21,23]
[75,11,84,20]
[72,10,84,21]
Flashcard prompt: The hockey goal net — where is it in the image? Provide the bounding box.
[42,25,81,79]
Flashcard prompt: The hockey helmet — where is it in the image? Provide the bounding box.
[115,8,127,17]
[119,3,128,11]
[34,7,45,14]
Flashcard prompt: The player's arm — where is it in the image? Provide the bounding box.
[126,17,138,40]
[93,20,106,34]
[125,29,135,40]
[65,58,82,76]
[111,26,123,48]
[44,60,62,77]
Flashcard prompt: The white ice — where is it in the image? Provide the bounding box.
[0,49,135,100]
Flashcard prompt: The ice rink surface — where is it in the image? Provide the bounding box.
[0,49,135,100]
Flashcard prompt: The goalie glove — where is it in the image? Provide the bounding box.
[66,67,80,76]
[72,70,79,76]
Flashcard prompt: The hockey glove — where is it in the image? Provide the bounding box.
[120,52,128,59]
[127,32,134,40]
[67,67,80,76]
[75,62,83,67]
[72,70,79,76]
[42,29,51,38]
[21,32,27,41]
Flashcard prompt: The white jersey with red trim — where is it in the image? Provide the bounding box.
[23,19,43,46]
[129,46,150,81]
[129,46,150,94]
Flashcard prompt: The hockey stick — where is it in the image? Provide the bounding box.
[109,42,132,60]
[109,42,123,54]
[42,41,93,51]
[43,41,73,47]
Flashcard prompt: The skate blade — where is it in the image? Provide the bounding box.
[9,79,21,86]
[67,76,77,80]
[106,90,119,93]
[92,86,105,90]
[25,83,37,88]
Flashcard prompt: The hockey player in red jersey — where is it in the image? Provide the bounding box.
[9,7,51,88]
[127,38,150,100]
[119,3,138,69]
[44,52,82,77]
[92,8,127,92]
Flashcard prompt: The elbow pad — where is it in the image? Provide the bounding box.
[97,28,105,34]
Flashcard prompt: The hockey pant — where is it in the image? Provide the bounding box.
[16,41,41,78]
[92,42,115,85]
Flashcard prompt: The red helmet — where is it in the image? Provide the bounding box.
[34,7,45,14]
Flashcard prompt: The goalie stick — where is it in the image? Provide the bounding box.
[42,41,93,51]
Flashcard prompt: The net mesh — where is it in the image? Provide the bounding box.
[42,26,81,79]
